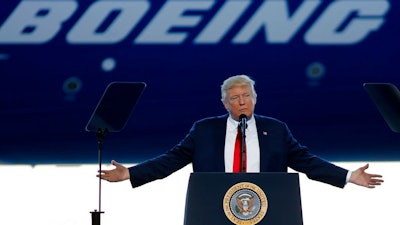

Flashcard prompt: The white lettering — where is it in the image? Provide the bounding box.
[0,0,77,44]
[0,0,391,46]
[67,0,150,44]
[135,0,215,44]
[194,0,251,44]
[232,0,321,44]
[305,1,390,45]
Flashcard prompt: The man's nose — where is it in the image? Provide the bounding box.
[239,96,245,104]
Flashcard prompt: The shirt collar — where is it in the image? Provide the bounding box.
[227,114,255,131]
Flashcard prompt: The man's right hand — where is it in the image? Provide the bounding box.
[97,160,130,182]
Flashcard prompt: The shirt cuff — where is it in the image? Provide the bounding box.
[345,170,352,184]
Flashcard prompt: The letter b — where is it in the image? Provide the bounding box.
[0,0,77,44]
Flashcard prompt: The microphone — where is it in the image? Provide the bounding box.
[238,114,247,172]
[239,114,247,132]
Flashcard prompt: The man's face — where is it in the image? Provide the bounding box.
[223,85,257,121]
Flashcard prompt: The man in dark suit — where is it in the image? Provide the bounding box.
[98,75,383,189]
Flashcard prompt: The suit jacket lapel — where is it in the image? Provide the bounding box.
[215,114,228,172]
[255,115,269,171]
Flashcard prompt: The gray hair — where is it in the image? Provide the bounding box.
[221,75,257,102]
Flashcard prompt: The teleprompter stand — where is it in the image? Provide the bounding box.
[85,82,146,225]
[364,83,400,133]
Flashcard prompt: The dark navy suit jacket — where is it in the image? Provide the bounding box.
[129,114,348,188]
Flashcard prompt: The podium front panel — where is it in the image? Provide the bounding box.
[184,172,303,225]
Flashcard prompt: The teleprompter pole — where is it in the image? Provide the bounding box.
[90,128,108,225]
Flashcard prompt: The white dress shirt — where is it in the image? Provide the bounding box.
[224,115,260,172]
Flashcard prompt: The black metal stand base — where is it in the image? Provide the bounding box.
[90,211,104,225]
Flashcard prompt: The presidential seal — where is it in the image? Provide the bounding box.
[223,182,268,225]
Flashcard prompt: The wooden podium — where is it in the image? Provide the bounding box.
[183,173,303,225]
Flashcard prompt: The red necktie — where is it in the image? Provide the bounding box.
[233,126,246,172]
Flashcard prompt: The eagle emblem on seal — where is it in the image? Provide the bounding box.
[235,193,255,215]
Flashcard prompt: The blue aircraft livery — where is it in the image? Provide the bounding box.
[0,0,399,164]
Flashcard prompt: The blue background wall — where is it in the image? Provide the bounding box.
[1,0,399,164]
